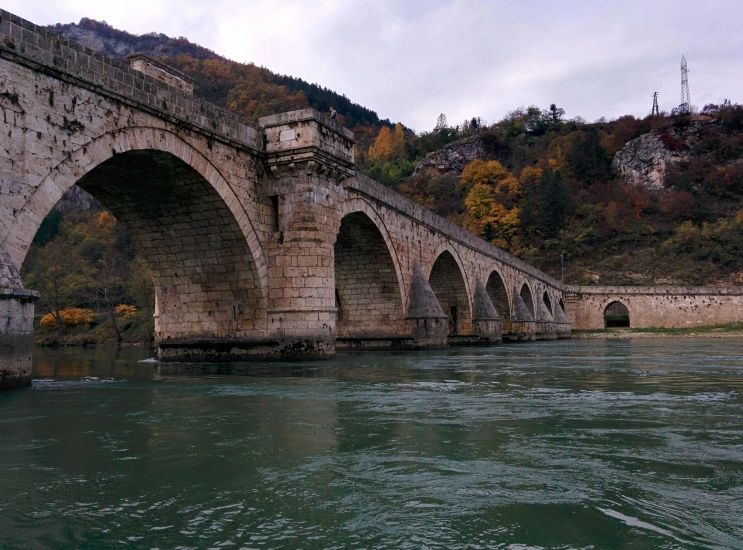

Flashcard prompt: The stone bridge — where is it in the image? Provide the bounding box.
[0,10,571,388]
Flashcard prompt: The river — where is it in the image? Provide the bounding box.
[1,339,742,549]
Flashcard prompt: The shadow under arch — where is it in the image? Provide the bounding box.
[519,282,535,319]
[333,208,406,337]
[11,128,269,341]
[604,300,630,328]
[485,268,510,320]
[427,248,472,335]
[542,290,553,317]
[4,126,268,295]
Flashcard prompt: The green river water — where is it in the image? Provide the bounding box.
[1,339,742,549]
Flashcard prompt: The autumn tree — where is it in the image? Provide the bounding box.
[368,126,394,161]
[23,227,88,338]
[462,160,521,249]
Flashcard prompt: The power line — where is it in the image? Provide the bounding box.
[652,92,660,116]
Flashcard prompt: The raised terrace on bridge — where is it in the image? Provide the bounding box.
[1,9,743,390]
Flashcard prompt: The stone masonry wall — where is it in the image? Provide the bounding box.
[0,10,257,150]
[566,286,743,330]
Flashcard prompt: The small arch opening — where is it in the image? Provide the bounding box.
[485,270,510,319]
[542,291,553,316]
[429,251,471,335]
[520,283,535,319]
[604,301,630,328]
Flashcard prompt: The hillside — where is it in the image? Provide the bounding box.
[50,19,384,130]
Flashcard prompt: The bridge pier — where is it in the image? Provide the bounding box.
[406,262,448,348]
[472,281,502,342]
[554,304,572,338]
[0,289,38,390]
[507,294,537,342]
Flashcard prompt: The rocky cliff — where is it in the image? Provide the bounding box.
[413,136,484,176]
[613,119,710,190]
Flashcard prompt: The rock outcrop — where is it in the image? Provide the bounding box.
[612,122,705,190]
[413,136,484,176]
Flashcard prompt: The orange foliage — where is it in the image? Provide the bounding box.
[40,308,95,330]
[115,304,138,319]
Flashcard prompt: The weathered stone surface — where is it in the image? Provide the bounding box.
[565,286,743,330]
[612,123,706,190]
[0,288,37,389]
[413,136,484,176]
[472,281,502,341]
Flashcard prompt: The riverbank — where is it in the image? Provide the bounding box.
[573,321,743,339]
[33,310,154,346]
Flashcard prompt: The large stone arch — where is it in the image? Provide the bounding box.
[3,126,267,290]
[338,198,407,310]
[5,126,269,340]
[333,201,406,337]
[426,245,472,335]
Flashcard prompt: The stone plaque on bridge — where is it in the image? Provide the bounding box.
[279,129,296,142]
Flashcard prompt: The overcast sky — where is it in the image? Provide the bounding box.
[5,0,743,132]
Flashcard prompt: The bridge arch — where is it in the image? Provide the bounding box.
[542,290,553,317]
[485,267,511,320]
[334,201,406,337]
[8,127,269,340]
[519,282,536,319]
[427,246,472,335]
[604,300,630,328]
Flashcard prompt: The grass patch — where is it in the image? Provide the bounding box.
[574,321,743,335]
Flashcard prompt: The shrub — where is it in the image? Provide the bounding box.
[40,308,95,330]
[115,304,138,319]
[659,132,686,151]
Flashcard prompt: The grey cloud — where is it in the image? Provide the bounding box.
[5,0,743,130]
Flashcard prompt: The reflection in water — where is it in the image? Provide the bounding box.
[0,339,742,549]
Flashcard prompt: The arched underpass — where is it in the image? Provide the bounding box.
[485,270,510,320]
[428,251,471,335]
[334,212,404,337]
[604,301,630,328]
[21,149,266,343]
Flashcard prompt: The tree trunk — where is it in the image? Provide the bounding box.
[54,309,63,338]
[109,304,122,343]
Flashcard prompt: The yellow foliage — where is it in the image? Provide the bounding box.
[461,159,509,187]
[115,304,138,319]
[40,308,95,330]
[393,123,405,160]
[464,184,495,219]
[368,126,394,161]
[519,166,543,189]
[546,134,575,173]
[97,211,116,228]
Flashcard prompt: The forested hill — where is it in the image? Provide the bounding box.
[50,19,383,128]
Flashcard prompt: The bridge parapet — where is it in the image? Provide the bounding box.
[0,9,258,150]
